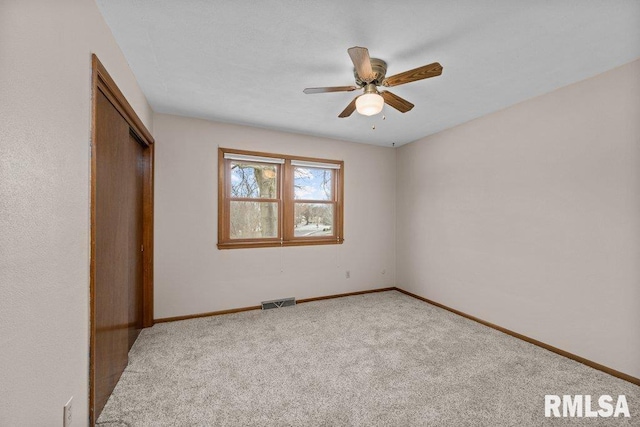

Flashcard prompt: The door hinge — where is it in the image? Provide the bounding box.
[141,244,144,252]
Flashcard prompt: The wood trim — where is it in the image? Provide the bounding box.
[155,304,263,323]
[142,142,154,327]
[154,287,394,323]
[90,54,155,425]
[291,199,335,204]
[228,197,281,203]
[337,161,344,242]
[393,287,640,386]
[220,147,343,166]
[217,148,225,246]
[283,158,294,241]
[89,54,99,427]
[297,287,394,304]
[92,55,154,145]
[217,238,344,250]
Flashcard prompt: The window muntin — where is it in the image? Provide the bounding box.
[218,149,343,249]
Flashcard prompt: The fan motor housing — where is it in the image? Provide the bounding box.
[354,58,387,86]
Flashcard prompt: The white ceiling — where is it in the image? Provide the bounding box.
[96,0,640,147]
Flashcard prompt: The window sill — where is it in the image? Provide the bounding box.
[217,238,344,250]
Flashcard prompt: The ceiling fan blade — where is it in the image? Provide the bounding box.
[348,46,375,83]
[382,62,443,87]
[380,91,414,113]
[303,86,358,94]
[338,96,359,118]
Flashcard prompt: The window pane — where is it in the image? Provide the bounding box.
[230,162,277,198]
[294,203,333,237]
[294,167,332,200]
[230,201,278,239]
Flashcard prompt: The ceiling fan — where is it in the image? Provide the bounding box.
[303,46,443,118]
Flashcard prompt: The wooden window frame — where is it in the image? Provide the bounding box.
[218,148,344,249]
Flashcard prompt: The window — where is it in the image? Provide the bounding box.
[218,148,343,249]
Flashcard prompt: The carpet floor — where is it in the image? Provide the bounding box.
[97,291,638,426]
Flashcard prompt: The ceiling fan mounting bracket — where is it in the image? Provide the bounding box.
[363,83,379,95]
[354,58,387,87]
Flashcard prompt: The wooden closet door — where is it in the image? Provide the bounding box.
[128,132,144,350]
[93,90,144,418]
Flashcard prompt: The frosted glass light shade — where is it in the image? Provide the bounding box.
[356,93,384,116]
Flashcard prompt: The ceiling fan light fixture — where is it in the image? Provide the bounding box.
[356,93,384,116]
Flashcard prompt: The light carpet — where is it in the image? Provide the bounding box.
[97,291,639,426]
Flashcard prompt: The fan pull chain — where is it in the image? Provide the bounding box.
[371,115,386,130]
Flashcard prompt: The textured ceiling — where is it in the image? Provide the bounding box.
[96,0,640,147]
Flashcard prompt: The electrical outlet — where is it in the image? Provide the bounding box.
[63,397,72,427]
[345,270,350,279]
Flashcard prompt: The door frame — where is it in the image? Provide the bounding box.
[89,54,154,425]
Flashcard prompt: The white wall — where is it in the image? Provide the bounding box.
[153,114,396,319]
[396,59,640,378]
[0,0,153,424]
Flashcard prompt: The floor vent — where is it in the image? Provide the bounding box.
[261,297,296,310]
